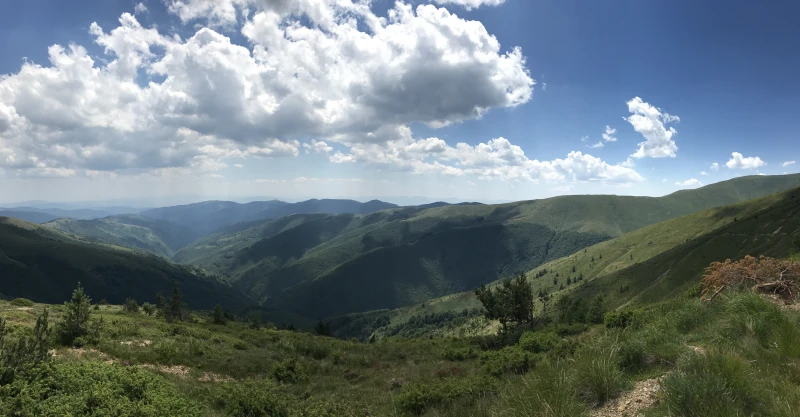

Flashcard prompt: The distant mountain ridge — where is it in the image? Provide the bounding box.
[139,198,400,237]
[0,217,252,310]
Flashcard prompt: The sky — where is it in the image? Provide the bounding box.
[0,0,798,205]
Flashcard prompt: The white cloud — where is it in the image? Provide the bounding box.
[675,178,702,188]
[233,163,244,168]
[0,2,533,179]
[700,171,708,175]
[254,176,363,184]
[726,152,766,170]
[626,97,680,158]
[432,0,506,10]
[602,125,617,142]
[710,162,719,171]
[782,161,796,167]
[580,136,589,143]
[619,158,635,168]
[302,140,333,155]
[662,178,667,182]
[330,135,644,183]
[134,2,148,14]
[587,141,604,149]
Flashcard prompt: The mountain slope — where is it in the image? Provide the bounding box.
[361,186,800,339]
[190,174,800,319]
[43,214,199,258]
[140,198,399,237]
[0,217,252,310]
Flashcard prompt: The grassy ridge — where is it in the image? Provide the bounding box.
[0,217,252,310]
[360,186,800,338]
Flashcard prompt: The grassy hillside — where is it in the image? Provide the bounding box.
[357,186,800,339]
[43,214,199,258]
[189,175,800,320]
[5,276,800,416]
[0,217,252,310]
[140,198,398,237]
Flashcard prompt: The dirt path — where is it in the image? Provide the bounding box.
[591,377,662,417]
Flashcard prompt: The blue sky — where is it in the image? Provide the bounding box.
[0,0,797,204]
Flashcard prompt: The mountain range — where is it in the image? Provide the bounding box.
[1,173,800,325]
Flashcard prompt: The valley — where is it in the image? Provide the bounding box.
[2,175,800,416]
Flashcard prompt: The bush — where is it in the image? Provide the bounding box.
[271,358,305,383]
[499,360,588,417]
[604,310,636,329]
[655,350,762,417]
[519,331,560,353]
[0,361,203,416]
[396,377,496,415]
[442,347,477,361]
[480,346,533,377]
[10,298,34,307]
[213,379,289,417]
[123,298,140,314]
[0,309,51,385]
[574,346,628,406]
[141,302,156,316]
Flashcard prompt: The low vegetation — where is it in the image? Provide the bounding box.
[2,252,799,415]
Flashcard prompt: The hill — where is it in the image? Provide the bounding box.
[357,185,800,340]
[197,174,800,319]
[139,198,399,237]
[0,217,252,310]
[43,214,200,258]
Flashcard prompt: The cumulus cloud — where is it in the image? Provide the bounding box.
[602,126,617,142]
[331,136,644,183]
[700,171,708,175]
[233,163,244,168]
[783,161,796,167]
[303,140,333,154]
[134,2,148,14]
[711,162,719,171]
[0,2,533,178]
[675,178,702,188]
[626,97,680,158]
[432,0,506,10]
[726,152,766,170]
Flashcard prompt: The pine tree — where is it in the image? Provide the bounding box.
[572,265,576,273]
[567,277,572,285]
[155,292,166,317]
[586,294,606,324]
[314,321,331,336]
[591,256,595,262]
[213,304,226,325]
[57,283,92,346]
[249,312,262,329]
[167,282,183,322]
